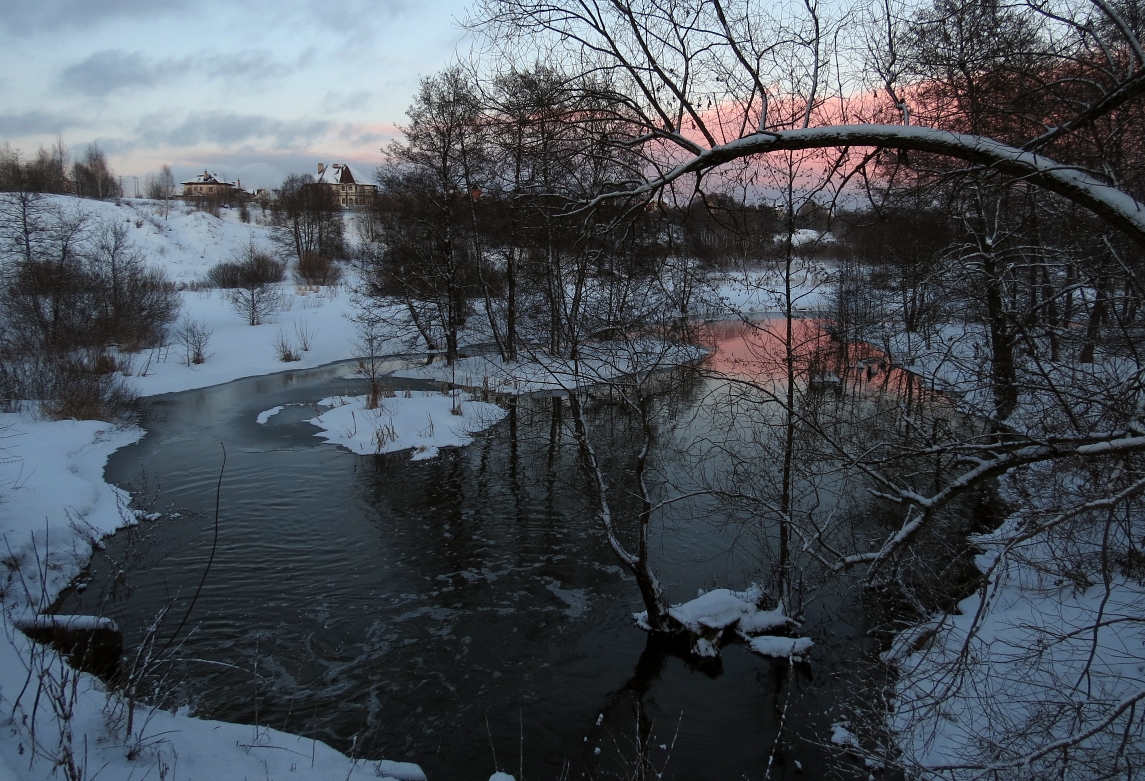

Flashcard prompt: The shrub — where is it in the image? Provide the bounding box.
[175,318,212,365]
[207,244,285,325]
[39,352,141,424]
[293,251,342,286]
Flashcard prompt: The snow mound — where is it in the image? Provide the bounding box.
[635,586,811,660]
[749,635,814,660]
[830,721,860,750]
[307,391,507,460]
[376,760,428,780]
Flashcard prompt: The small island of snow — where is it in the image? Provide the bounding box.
[303,391,507,460]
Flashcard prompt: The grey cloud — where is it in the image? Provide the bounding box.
[58,49,306,97]
[322,90,374,113]
[137,112,333,148]
[1,0,405,39]
[0,110,85,136]
[0,0,198,33]
[58,50,179,96]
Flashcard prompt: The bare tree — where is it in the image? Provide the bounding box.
[71,144,119,201]
[145,165,176,220]
[271,173,344,268]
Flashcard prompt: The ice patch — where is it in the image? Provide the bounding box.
[256,405,285,424]
[545,580,589,619]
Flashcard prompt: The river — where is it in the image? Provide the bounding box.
[56,321,911,780]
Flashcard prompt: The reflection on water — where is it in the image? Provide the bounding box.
[57,325,903,780]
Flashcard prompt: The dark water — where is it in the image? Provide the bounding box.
[58,328,894,780]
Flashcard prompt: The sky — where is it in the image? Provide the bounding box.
[0,0,474,190]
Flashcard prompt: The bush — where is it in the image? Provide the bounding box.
[207,245,285,325]
[175,318,212,365]
[294,251,342,286]
[1,207,179,361]
[33,352,141,424]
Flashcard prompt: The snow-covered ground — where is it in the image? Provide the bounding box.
[867,318,1145,776]
[885,513,1145,777]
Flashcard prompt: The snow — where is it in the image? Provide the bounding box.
[887,513,1145,776]
[126,286,361,396]
[7,196,366,397]
[377,759,428,780]
[488,773,517,781]
[0,415,143,622]
[748,635,815,660]
[634,586,810,660]
[700,266,829,317]
[830,722,860,750]
[12,614,119,634]
[305,391,507,460]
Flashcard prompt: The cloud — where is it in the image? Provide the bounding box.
[0,0,198,33]
[57,48,310,97]
[136,111,333,149]
[58,50,178,96]
[0,0,406,39]
[0,110,85,137]
[335,121,400,148]
[322,90,375,113]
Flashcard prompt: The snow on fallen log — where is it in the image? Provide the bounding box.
[634,585,812,660]
[748,635,814,660]
[13,614,120,634]
[13,614,124,677]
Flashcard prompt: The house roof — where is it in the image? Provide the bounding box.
[182,170,235,187]
[315,163,370,186]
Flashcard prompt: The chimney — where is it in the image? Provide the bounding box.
[318,163,325,175]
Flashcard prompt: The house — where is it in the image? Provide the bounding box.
[312,163,376,208]
[182,171,241,200]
